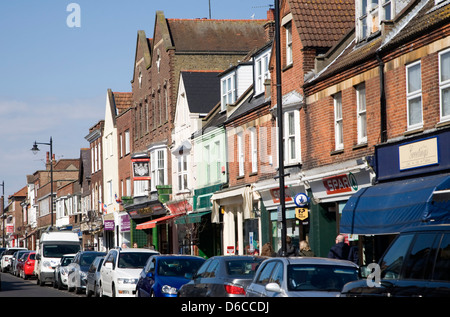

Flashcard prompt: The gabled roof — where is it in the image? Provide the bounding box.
[181,70,221,114]
[289,0,354,48]
[166,18,268,54]
[112,92,133,115]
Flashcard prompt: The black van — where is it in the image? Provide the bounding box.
[341,224,450,297]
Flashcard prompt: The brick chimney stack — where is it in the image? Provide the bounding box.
[264,9,275,43]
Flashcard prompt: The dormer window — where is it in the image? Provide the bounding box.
[357,0,394,41]
[221,72,236,111]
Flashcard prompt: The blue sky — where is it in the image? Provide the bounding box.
[0,0,271,199]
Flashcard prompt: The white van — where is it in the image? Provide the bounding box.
[35,229,81,286]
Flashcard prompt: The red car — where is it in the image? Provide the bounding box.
[18,252,36,280]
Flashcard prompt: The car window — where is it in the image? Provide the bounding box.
[433,233,450,281]
[157,258,204,277]
[225,259,264,277]
[204,259,219,278]
[194,259,212,278]
[380,233,415,279]
[255,261,277,285]
[118,252,154,269]
[402,233,438,280]
[269,262,283,286]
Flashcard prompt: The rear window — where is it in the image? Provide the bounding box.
[225,258,264,276]
[118,252,157,269]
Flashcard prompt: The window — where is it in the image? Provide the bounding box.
[126,178,131,197]
[124,130,130,155]
[285,22,293,66]
[205,145,211,184]
[150,147,167,191]
[334,93,344,150]
[284,111,300,164]
[439,49,450,121]
[107,180,113,205]
[380,234,414,279]
[221,73,236,111]
[433,234,450,281]
[250,128,258,173]
[358,0,393,40]
[255,52,270,95]
[177,154,188,191]
[237,132,244,176]
[406,61,423,130]
[134,180,148,197]
[215,141,221,181]
[356,84,367,144]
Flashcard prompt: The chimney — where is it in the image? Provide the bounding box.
[264,9,275,42]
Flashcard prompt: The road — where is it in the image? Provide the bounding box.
[0,272,81,297]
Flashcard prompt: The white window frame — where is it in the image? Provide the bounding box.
[204,145,211,184]
[150,147,167,191]
[255,52,270,95]
[250,127,258,173]
[439,48,450,122]
[356,83,367,144]
[358,0,394,41]
[284,110,301,165]
[215,140,221,181]
[124,130,130,155]
[177,154,188,191]
[334,93,344,150]
[133,180,149,197]
[237,132,244,176]
[285,22,293,66]
[221,72,236,111]
[406,61,423,130]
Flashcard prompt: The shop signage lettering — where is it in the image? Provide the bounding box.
[323,173,358,195]
[270,186,293,203]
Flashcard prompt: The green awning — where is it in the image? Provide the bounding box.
[174,211,211,225]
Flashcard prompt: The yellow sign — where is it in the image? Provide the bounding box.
[295,208,309,220]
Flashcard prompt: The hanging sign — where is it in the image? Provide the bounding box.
[294,193,309,207]
[132,158,151,180]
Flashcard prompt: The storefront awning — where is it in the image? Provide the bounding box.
[136,213,184,230]
[175,211,211,225]
[340,174,450,235]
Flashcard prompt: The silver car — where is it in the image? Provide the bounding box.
[86,256,105,297]
[177,255,266,297]
[246,257,359,297]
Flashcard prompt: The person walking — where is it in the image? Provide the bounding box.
[327,235,350,260]
[298,240,315,257]
[260,242,276,257]
[277,236,299,257]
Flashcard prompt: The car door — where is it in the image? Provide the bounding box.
[139,257,156,297]
[101,251,116,296]
[246,260,278,297]
[181,258,213,297]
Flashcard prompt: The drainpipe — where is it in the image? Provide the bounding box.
[376,52,387,143]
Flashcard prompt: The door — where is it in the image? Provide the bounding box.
[101,251,116,296]
[246,260,278,297]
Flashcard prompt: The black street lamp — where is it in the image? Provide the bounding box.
[31,137,54,228]
[274,0,288,256]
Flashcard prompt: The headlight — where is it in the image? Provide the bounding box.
[80,271,87,279]
[117,278,138,284]
[60,268,68,275]
[161,285,177,295]
[43,261,53,269]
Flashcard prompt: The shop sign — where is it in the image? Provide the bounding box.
[323,172,358,195]
[399,137,438,171]
[121,214,130,232]
[295,208,309,220]
[270,186,293,203]
[294,193,309,207]
[227,246,235,255]
[104,220,115,231]
[132,158,151,180]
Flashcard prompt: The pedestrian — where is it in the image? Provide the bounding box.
[298,240,315,257]
[327,234,350,260]
[133,242,138,248]
[260,242,276,257]
[277,236,299,257]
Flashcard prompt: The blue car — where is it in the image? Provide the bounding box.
[136,254,205,297]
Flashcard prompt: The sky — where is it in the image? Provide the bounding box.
[0,0,271,199]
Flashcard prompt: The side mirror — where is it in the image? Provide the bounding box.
[104,262,113,270]
[265,282,282,293]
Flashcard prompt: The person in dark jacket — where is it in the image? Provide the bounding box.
[327,235,350,260]
[277,236,299,257]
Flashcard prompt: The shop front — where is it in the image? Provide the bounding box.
[301,158,375,257]
[340,131,450,262]
[210,185,260,255]
[255,171,307,255]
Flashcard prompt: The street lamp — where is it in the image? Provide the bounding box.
[31,137,54,228]
[274,0,288,256]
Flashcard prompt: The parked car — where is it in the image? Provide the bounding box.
[245,257,359,297]
[12,250,31,276]
[136,254,205,297]
[53,254,75,290]
[67,251,106,293]
[18,251,36,279]
[100,248,159,297]
[1,248,27,272]
[86,256,105,297]
[178,255,266,297]
[341,224,450,297]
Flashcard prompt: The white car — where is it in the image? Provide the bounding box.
[99,248,159,297]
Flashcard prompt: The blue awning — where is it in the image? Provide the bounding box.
[340,174,450,235]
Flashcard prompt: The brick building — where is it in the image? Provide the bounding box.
[126,11,270,254]
[304,0,450,262]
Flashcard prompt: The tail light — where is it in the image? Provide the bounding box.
[224,284,246,295]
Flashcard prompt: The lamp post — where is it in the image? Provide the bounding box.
[1,181,4,247]
[31,137,54,229]
[274,0,288,256]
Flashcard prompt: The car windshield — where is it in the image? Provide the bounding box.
[61,257,74,266]
[225,258,264,276]
[43,244,80,258]
[118,252,156,269]
[29,253,36,260]
[80,253,105,266]
[157,258,205,277]
[288,264,358,292]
